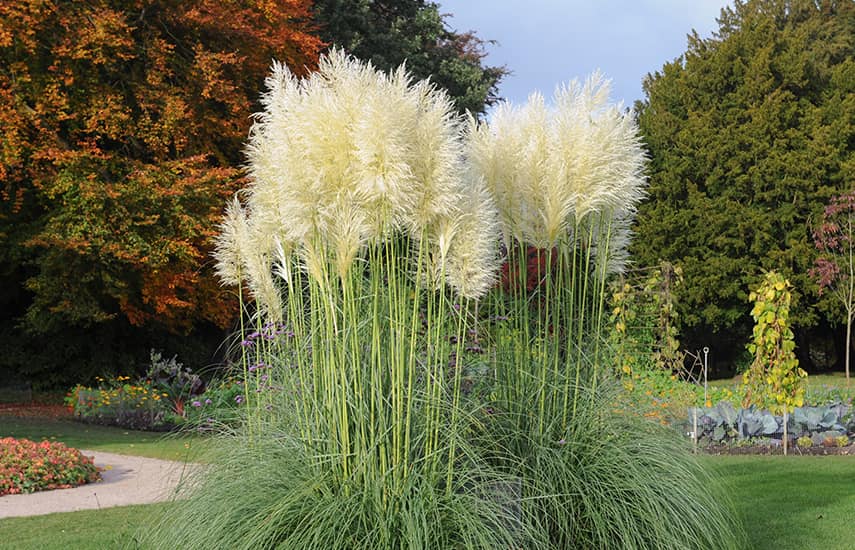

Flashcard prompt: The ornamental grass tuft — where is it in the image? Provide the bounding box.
[143,51,744,549]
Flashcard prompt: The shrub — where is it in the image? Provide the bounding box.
[797,435,813,448]
[145,350,206,417]
[0,437,100,495]
[478,383,744,549]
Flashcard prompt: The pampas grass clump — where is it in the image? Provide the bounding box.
[145,52,744,550]
[138,428,526,550]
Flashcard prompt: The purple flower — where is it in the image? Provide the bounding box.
[557,438,566,446]
[248,364,258,372]
[191,400,202,407]
[260,374,269,383]
[240,340,254,348]
[205,398,212,405]
[248,331,260,339]
[235,395,244,404]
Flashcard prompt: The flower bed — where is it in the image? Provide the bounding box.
[66,380,178,431]
[0,437,100,495]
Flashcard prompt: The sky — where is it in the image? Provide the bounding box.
[438,0,733,110]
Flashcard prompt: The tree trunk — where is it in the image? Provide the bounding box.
[847,312,852,387]
[783,410,788,456]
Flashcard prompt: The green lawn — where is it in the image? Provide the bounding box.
[1,447,853,549]
[0,416,206,461]
[709,372,855,403]
[703,455,855,550]
[0,503,170,549]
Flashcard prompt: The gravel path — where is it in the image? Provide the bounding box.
[0,450,198,518]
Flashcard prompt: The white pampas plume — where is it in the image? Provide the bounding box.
[584,207,634,277]
[352,63,417,212]
[467,105,528,245]
[440,177,501,300]
[467,72,647,250]
[243,220,283,322]
[403,80,464,235]
[321,193,372,280]
[272,236,294,289]
[240,49,472,287]
[552,72,647,223]
[212,196,249,287]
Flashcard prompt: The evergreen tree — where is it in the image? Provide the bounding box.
[632,0,855,368]
[312,0,506,115]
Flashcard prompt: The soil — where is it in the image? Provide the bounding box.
[0,403,72,419]
[704,443,855,456]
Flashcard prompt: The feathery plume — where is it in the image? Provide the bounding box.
[212,196,249,287]
[440,176,502,300]
[241,49,474,288]
[467,72,647,250]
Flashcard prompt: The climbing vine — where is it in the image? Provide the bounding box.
[743,271,806,454]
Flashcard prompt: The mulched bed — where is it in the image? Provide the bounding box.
[0,403,72,419]
[705,443,855,456]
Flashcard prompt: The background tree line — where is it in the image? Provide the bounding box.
[2,0,852,387]
[632,0,854,375]
[0,0,505,387]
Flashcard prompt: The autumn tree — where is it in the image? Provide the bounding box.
[0,0,321,384]
[812,191,855,384]
[632,0,855,368]
[312,0,506,115]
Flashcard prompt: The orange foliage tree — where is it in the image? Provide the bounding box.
[0,1,321,339]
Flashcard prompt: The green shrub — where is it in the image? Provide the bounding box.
[0,437,100,495]
[479,378,744,549]
[138,423,524,549]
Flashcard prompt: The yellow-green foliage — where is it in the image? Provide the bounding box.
[743,271,806,414]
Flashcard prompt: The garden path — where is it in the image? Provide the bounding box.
[0,450,199,518]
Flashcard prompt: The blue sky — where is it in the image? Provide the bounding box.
[438,0,733,109]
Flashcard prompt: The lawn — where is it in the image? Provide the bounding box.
[0,503,170,549]
[709,372,855,403]
[703,455,855,550]
[0,414,206,461]
[1,446,853,548]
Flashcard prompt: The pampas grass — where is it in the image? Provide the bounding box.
[138,427,527,550]
[475,377,745,549]
[152,52,745,550]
